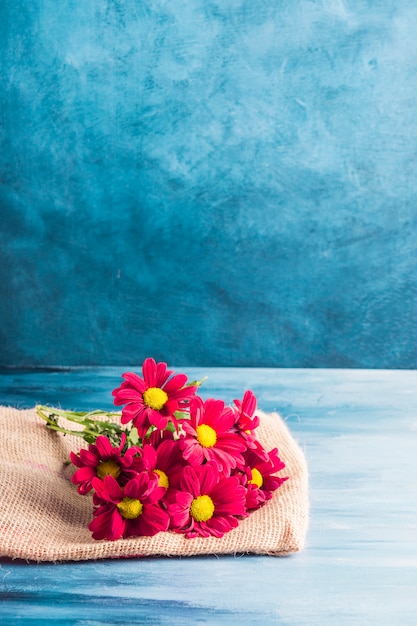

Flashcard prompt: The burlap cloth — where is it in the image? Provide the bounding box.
[0,406,308,562]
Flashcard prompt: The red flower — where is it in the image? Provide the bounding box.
[89,474,169,540]
[167,462,246,538]
[232,390,268,461]
[112,358,197,437]
[137,439,186,492]
[233,390,260,432]
[70,434,140,495]
[179,398,247,475]
[242,446,288,510]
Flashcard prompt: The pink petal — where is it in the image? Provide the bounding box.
[69,451,83,468]
[139,504,170,534]
[103,475,124,501]
[211,480,246,516]
[110,508,125,540]
[124,473,150,499]
[155,361,173,387]
[180,421,197,437]
[168,387,198,402]
[198,463,218,495]
[144,485,166,504]
[113,387,144,405]
[162,400,179,416]
[79,449,99,466]
[167,492,193,529]
[133,417,153,440]
[72,466,96,485]
[95,436,113,458]
[117,432,127,452]
[209,406,235,432]
[179,465,200,497]
[155,439,178,469]
[189,396,204,425]
[207,515,239,536]
[120,402,146,421]
[267,448,286,472]
[120,372,147,393]
[209,447,241,473]
[162,373,188,393]
[89,508,113,540]
[203,399,225,424]
[190,522,211,538]
[147,408,168,430]
[141,444,157,470]
[180,440,204,467]
[217,433,247,452]
[263,475,288,491]
[241,390,257,416]
[142,358,157,387]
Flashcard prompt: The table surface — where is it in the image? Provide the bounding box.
[0,367,416,625]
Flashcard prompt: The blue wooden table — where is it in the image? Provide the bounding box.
[1,367,416,625]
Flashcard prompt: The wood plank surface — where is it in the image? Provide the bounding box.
[1,367,416,625]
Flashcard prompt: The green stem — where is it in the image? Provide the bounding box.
[36,406,89,439]
[35,405,124,443]
[36,405,121,422]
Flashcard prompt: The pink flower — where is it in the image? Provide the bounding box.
[167,462,246,538]
[70,434,140,495]
[241,446,288,510]
[137,439,186,492]
[179,398,247,475]
[112,358,197,437]
[232,390,268,461]
[233,390,260,432]
[89,474,169,540]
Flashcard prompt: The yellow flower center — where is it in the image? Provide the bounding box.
[190,494,215,522]
[96,459,121,480]
[143,387,168,410]
[117,497,143,519]
[248,468,263,488]
[154,469,169,489]
[196,424,217,448]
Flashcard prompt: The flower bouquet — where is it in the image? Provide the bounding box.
[36,358,288,542]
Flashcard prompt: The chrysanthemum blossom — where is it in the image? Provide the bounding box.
[70,434,140,495]
[112,358,197,437]
[233,390,260,432]
[242,447,288,509]
[137,439,185,492]
[232,390,269,461]
[179,398,247,475]
[89,474,169,540]
[167,463,246,538]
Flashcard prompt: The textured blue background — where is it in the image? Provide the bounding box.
[1,1,417,368]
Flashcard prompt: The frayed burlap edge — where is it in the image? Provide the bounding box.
[0,406,308,562]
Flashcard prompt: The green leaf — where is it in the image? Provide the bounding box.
[128,427,139,445]
[186,376,208,388]
[173,410,190,420]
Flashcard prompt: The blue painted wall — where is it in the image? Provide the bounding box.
[1,1,417,368]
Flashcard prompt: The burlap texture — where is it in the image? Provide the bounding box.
[0,406,308,562]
